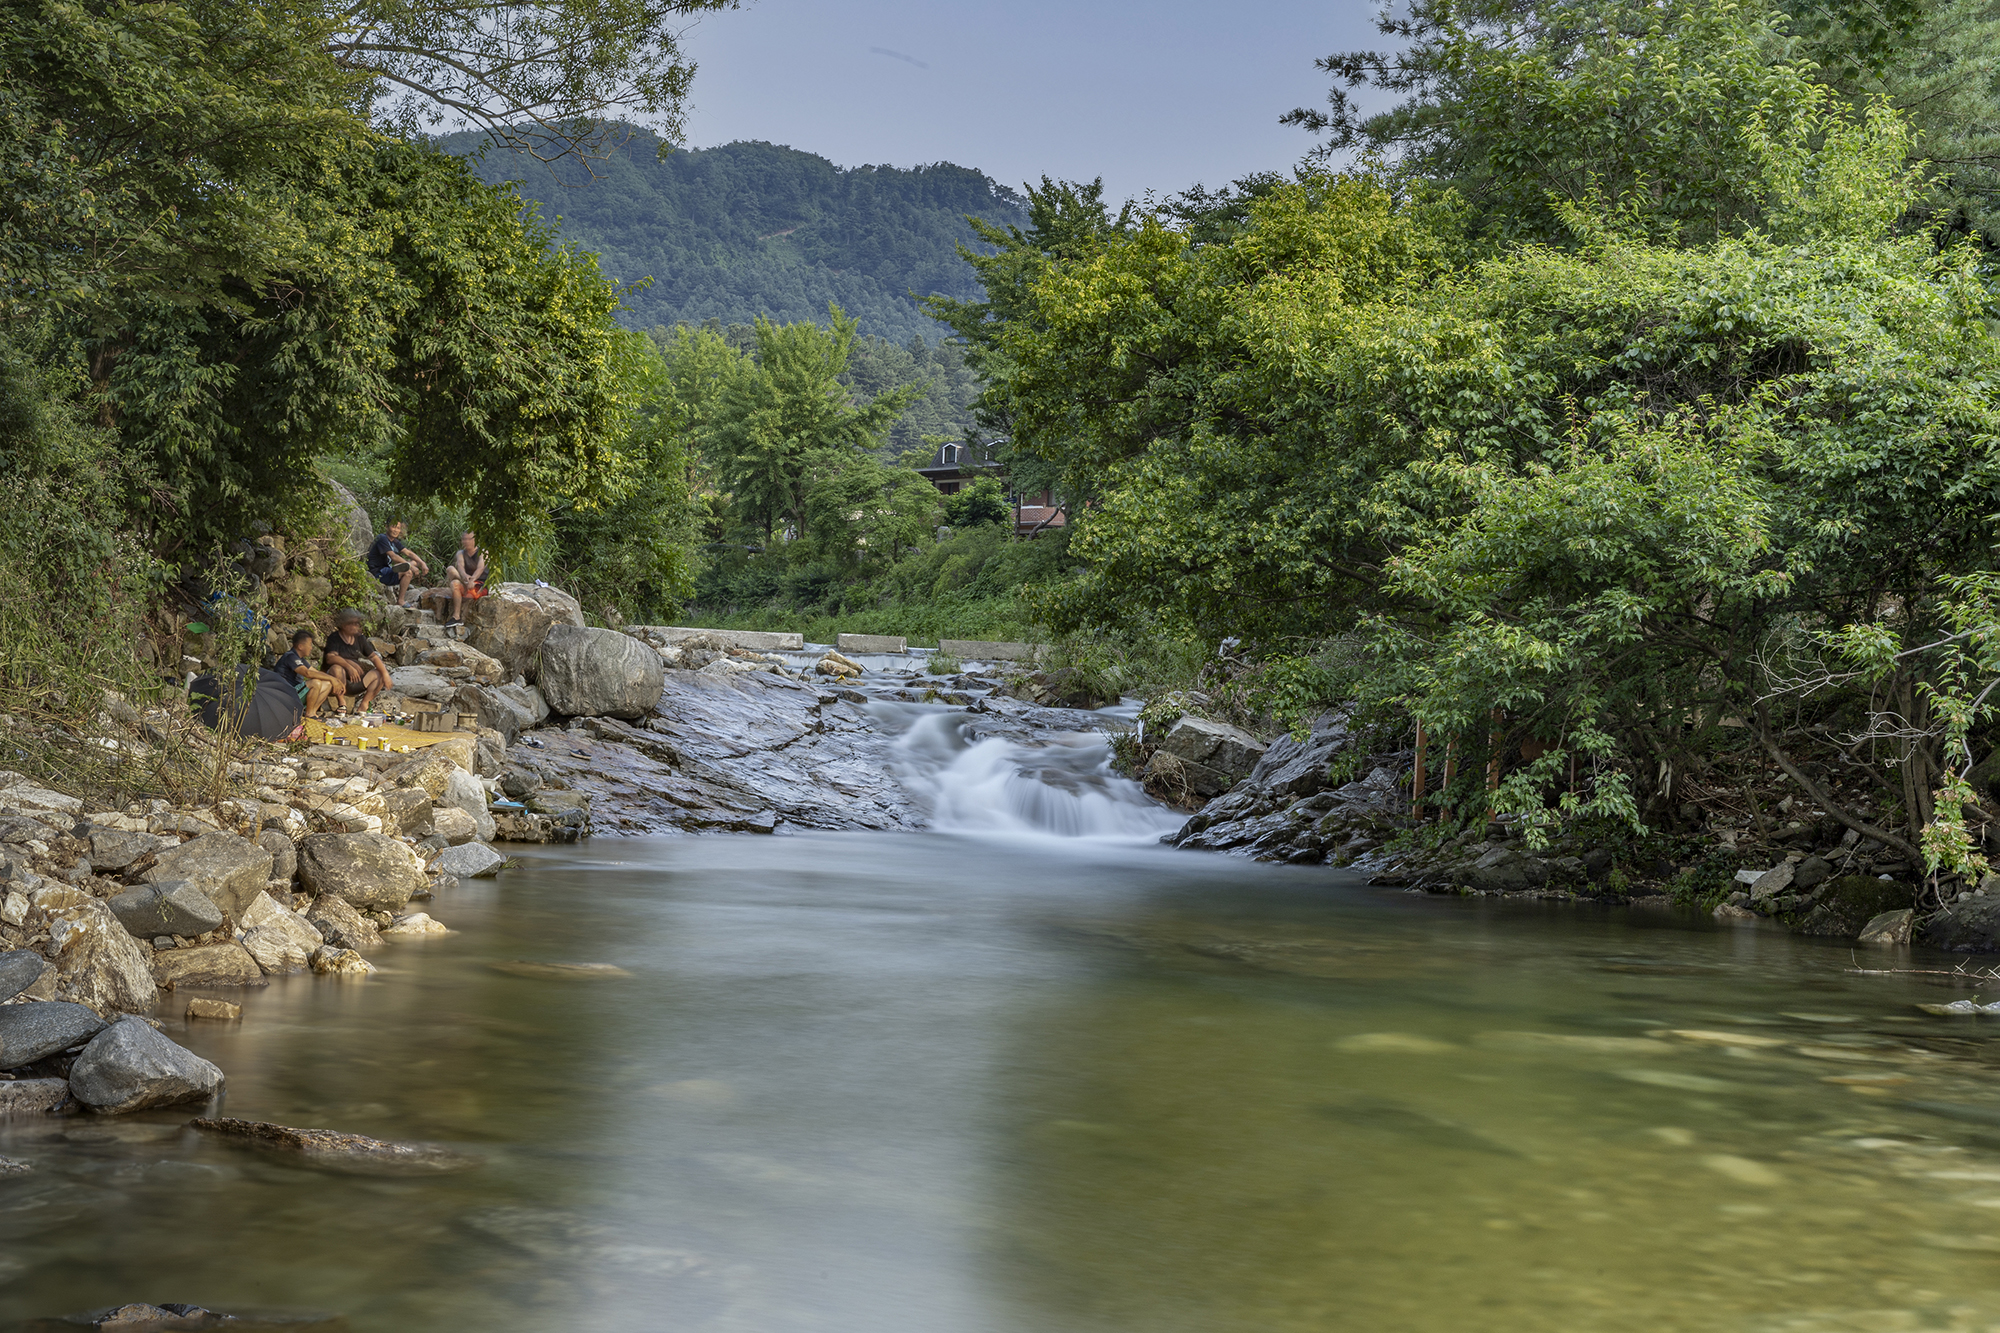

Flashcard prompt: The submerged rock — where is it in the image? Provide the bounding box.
[189,1116,478,1173]
[70,1016,224,1114]
[0,1077,70,1114]
[490,960,630,980]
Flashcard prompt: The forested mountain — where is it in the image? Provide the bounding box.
[441,130,1029,342]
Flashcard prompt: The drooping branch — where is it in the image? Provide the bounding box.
[1754,700,1920,863]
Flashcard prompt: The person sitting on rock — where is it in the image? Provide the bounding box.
[322,609,391,713]
[446,530,487,628]
[274,628,338,719]
[367,519,427,609]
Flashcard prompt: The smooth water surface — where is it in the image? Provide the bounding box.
[6,831,2000,1330]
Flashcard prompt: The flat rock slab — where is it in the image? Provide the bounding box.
[937,638,1039,662]
[70,1017,224,1114]
[0,949,47,1003]
[0,1000,107,1068]
[0,1077,70,1114]
[189,1117,480,1174]
[490,960,631,980]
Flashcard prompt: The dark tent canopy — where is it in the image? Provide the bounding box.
[189,665,302,741]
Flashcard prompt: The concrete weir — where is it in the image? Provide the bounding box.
[836,634,907,655]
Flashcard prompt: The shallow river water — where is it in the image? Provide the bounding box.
[8,719,2000,1331]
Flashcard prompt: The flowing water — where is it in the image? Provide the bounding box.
[8,710,2000,1331]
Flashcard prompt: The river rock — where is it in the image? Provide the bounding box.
[431,805,478,845]
[1464,846,1551,892]
[310,945,376,975]
[379,788,434,838]
[70,1016,224,1113]
[142,830,274,919]
[1748,861,1795,900]
[441,768,496,841]
[1154,717,1267,797]
[537,624,665,719]
[0,1078,69,1114]
[465,582,585,683]
[185,998,239,1021]
[152,942,265,990]
[85,825,166,871]
[304,893,382,952]
[434,841,504,879]
[1858,907,1915,945]
[43,896,159,1014]
[237,891,324,974]
[104,881,225,940]
[455,683,535,743]
[0,948,46,1002]
[297,833,425,910]
[495,683,550,729]
[1792,875,1916,938]
[257,829,297,884]
[381,748,470,800]
[0,1000,106,1067]
[381,911,450,936]
[1921,892,2000,951]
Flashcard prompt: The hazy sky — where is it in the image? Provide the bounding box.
[672,0,1387,204]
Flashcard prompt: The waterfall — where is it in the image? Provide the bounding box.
[887,708,1182,839]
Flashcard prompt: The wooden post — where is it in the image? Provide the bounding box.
[1412,721,1427,820]
[1443,742,1457,792]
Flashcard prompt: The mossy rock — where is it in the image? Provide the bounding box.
[1789,874,1916,938]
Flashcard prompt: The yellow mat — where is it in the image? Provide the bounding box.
[303,718,465,752]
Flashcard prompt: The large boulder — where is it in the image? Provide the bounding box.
[105,881,225,940]
[1245,711,1351,798]
[297,833,425,910]
[441,769,495,842]
[152,942,265,989]
[0,1000,105,1068]
[1151,717,1268,799]
[537,624,664,720]
[1920,891,2000,951]
[237,891,325,974]
[325,477,374,559]
[466,583,585,683]
[142,831,273,920]
[69,1016,224,1113]
[456,683,537,744]
[387,666,457,703]
[304,893,382,953]
[42,895,159,1014]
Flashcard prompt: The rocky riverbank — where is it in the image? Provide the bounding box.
[1154,708,1999,954]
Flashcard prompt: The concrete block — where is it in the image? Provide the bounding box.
[937,639,1041,663]
[836,634,907,655]
[633,627,805,652]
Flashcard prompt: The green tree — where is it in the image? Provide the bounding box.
[707,305,916,542]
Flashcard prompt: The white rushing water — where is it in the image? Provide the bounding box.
[886,707,1183,840]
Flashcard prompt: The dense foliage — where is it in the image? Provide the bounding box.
[448,132,1030,343]
[965,8,2000,874]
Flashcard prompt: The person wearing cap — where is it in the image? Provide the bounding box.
[322,609,391,713]
[273,628,338,719]
[445,530,488,627]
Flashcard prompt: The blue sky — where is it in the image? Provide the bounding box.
[674,0,1387,204]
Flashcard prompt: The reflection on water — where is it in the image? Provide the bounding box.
[4,835,1999,1331]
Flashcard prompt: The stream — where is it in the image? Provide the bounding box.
[6,700,2000,1331]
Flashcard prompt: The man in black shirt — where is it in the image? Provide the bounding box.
[367,520,427,609]
[274,628,338,718]
[322,609,391,713]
